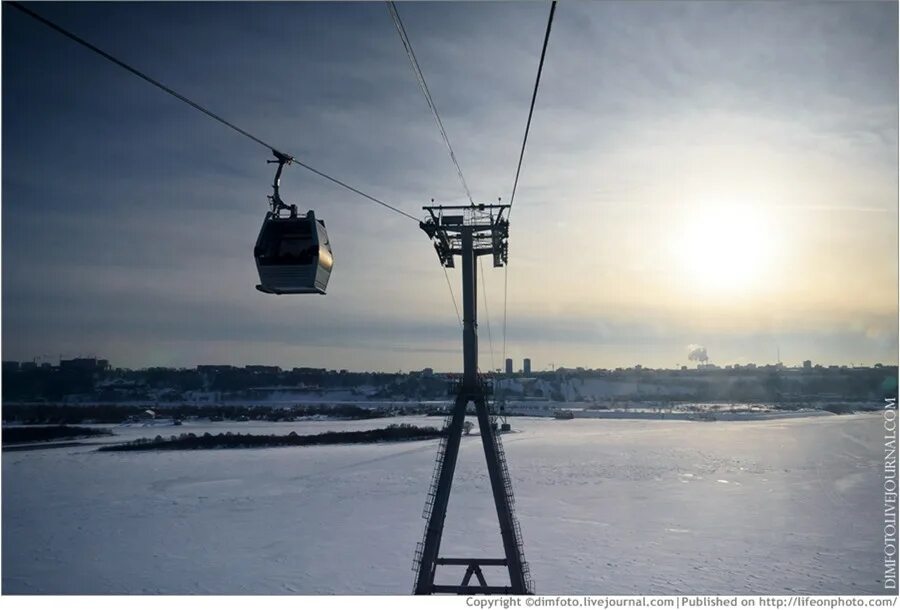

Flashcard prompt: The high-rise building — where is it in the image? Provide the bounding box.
[505,358,513,375]
[803,360,812,369]
[523,358,531,375]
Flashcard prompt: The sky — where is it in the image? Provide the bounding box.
[2,1,898,372]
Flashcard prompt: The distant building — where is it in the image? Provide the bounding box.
[197,365,236,374]
[20,361,37,371]
[505,359,513,375]
[803,360,812,369]
[421,368,434,377]
[60,358,109,373]
[523,358,531,375]
[291,367,327,375]
[244,365,281,374]
[2,361,19,373]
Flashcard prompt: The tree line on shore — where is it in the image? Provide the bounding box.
[98,423,444,452]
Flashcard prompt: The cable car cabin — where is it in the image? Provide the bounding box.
[254,210,333,295]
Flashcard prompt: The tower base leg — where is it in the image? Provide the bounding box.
[412,389,532,595]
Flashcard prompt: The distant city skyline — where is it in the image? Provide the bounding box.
[2,353,892,375]
[3,2,897,371]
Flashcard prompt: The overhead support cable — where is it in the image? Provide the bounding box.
[502,264,510,369]
[502,0,557,374]
[508,0,557,211]
[443,266,463,328]
[288,160,419,222]
[480,258,496,373]
[386,0,478,326]
[387,1,475,206]
[9,0,419,223]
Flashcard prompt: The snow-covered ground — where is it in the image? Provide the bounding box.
[2,413,888,594]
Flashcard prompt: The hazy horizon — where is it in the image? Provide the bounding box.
[3,2,898,372]
[5,353,894,375]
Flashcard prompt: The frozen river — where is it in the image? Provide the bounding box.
[2,413,889,594]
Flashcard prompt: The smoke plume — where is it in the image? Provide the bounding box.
[687,344,709,363]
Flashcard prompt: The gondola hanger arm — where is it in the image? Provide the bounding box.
[267,150,296,217]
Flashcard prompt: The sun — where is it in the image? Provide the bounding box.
[673,203,775,294]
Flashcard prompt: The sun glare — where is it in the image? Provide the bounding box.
[673,203,775,294]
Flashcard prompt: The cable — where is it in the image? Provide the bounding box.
[8,2,285,157]
[442,266,463,328]
[387,1,475,206]
[386,0,475,327]
[288,160,419,222]
[502,1,556,380]
[501,263,509,370]
[479,258,496,373]
[508,1,557,210]
[9,0,419,223]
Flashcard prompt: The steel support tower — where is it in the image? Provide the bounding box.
[413,204,532,595]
